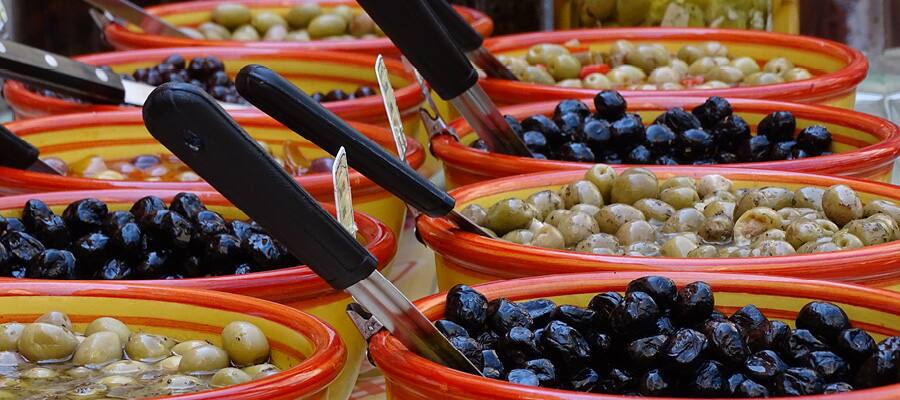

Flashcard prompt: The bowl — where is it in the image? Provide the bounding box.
[2,109,423,236]
[416,167,900,292]
[436,98,900,187]
[0,281,346,399]
[0,189,396,400]
[370,271,900,399]
[0,46,442,175]
[481,28,867,109]
[102,0,492,57]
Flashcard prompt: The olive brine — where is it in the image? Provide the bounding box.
[439,276,899,397]
[0,311,278,398]
[471,92,831,165]
[0,193,301,280]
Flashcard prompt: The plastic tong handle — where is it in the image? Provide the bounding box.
[0,124,41,170]
[422,0,483,52]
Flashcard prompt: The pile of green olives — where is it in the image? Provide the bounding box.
[0,311,276,398]
[574,0,772,30]
[180,2,383,41]
[500,39,812,90]
[461,165,900,257]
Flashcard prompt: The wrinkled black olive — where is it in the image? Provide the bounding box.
[854,347,896,388]
[232,263,253,275]
[170,192,207,221]
[507,368,540,386]
[483,349,505,377]
[446,284,488,332]
[555,113,583,139]
[554,99,591,120]
[566,367,599,392]
[774,367,823,396]
[625,145,653,164]
[716,152,739,164]
[205,234,244,267]
[803,350,849,381]
[687,359,725,397]
[735,379,770,397]
[522,131,548,154]
[677,128,715,161]
[62,198,108,235]
[476,330,500,349]
[769,140,796,160]
[834,328,876,362]
[610,115,645,148]
[353,85,376,98]
[599,368,633,394]
[435,319,469,338]
[674,281,714,323]
[745,349,787,382]
[593,90,627,122]
[130,196,167,223]
[103,211,136,234]
[26,249,76,279]
[655,107,701,133]
[29,215,70,249]
[154,211,194,249]
[554,142,595,163]
[525,358,556,387]
[781,329,828,362]
[323,89,349,102]
[241,233,283,268]
[730,304,769,344]
[644,124,676,156]
[796,125,832,154]
[600,150,623,164]
[109,222,142,253]
[587,332,612,363]
[824,382,854,393]
[520,299,556,328]
[8,265,26,279]
[95,258,133,280]
[469,139,488,151]
[2,231,46,264]
[627,276,677,309]
[540,321,591,371]
[499,327,541,367]
[581,117,612,154]
[449,335,483,369]
[135,250,173,278]
[504,115,524,137]
[738,135,771,162]
[0,217,25,236]
[637,368,672,396]
[522,115,567,146]
[195,211,229,240]
[750,320,791,352]
[626,334,667,367]
[73,232,110,266]
[796,301,851,342]
[656,155,679,165]
[705,320,749,365]
[552,305,595,331]
[489,298,535,333]
[758,111,797,143]
[22,199,53,231]
[725,372,746,395]
[656,315,677,336]
[179,254,205,277]
[692,96,733,129]
[611,291,660,336]
[663,328,708,369]
[789,147,812,160]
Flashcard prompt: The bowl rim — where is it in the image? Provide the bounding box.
[417,167,900,281]
[1,108,424,196]
[102,0,492,53]
[0,189,396,301]
[0,280,345,400]
[2,46,423,121]
[436,97,900,179]
[481,27,868,103]
[370,271,900,400]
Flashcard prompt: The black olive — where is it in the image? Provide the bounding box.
[22,199,53,230]
[525,358,556,387]
[656,155,679,165]
[796,301,851,342]
[146,69,163,86]
[655,107,701,134]
[780,329,829,363]
[179,254,206,277]
[521,115,567,146]
[446,284,488,332]
[750,320,791,352]
[2,231,46,264]
[0,217,25,236]
[580,117,613,154]
[449,335,483,369]
[593,90,627,122]
[150,210,194,249]
[824,382,854,393]
[521,131,548,154]
[737,135,771,162]
[663,328,708,369]
[626,334,668,367]
[674,281,714,323]
[729,304,769,343]
[566,367,599,392]
[676,128,714,161]
[109,222,142,253]
[587,332,612,363]
[735,379,770,397]
[610,115,645,149]
[206,71,229,88]
[600,150,623,164]
[323,89,349,102]
[686,359,725,397]
[26,249,76,279]
[170,192,207,222]
[7,264,26,278]
[73,232,111,266]
[774,367,824,396]
[29,215,70,249]
[540,320,591,371]
[598,368,633,394]
[506,369,540,386]
[758,111,797,143]
[692,96,733,129]
[725,372,747,395]
[520,299,556,328]
[353,85,376,98]
[435,319,469,338]
[705,320,749,365]
[476,330,499,349]
[796,125,832,153]
[655,315,677,336]
[637,368,673,396]
[552,305,595,332]
[195,211,229,240]
[554,142,595,163]
[135,249,173,278]
[130,196,167,223]
[483,349,504,375]
[854,348,896,388]
[241,233,284,268]
[161,273,185,280]
[103,211,135,233]
[482,367,502,379]
[95,258,133,280]
[789,148,812,160]
[644,124,676,156]
[554,99,591,120]
[745,349,787,382]
[164,54,185,70]
[611,291,660,336]
[769,140,796,160]
[692,159,716,165]
[834,328,876,362]
[710,114,750,153]
[488,298,534,333]
[803,350,850,381]
[310,92,325,103]
[503,115,525,137]
[554,113,583,139]
[205,234,244,267]
[133,68,150,82]
[627,276,677,309]
[625,145,653,164]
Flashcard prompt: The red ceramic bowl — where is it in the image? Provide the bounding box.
[0,189,395,400]
[371,271,900,399]
[436,98,900,187]
[0,280,345,399]
[103,0,492,56]
[417,167,900,292]
[482,28,867,108]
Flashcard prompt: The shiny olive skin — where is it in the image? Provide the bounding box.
[460,204,488,227]
[660,187,700,210]
[611,172,659,205]
[307,14,348,39]
[286,3,322,28]
[210,367,253,387]
[527,191,565,220]
[211,3,252,29]
[794,187,825,211]
[616,220,656,245]
[822,185,863,227]
[585,165,617,203]
[221,321,270,367]
[35,311,71,330]
[84,317,130,344]
[179,345,230,375]
[733,207,783,245]
[484,199,536,236]
[634,199,675,222]
[662,208,706,233]
[560,180,604,208]
[575,233,620,254]
[595,204,646,234]
[17,323,78,362]
[73,332,122,367]
[558,212,601,246]
[125,332,175,362]
[0,324,23,351]
[863,200,900,224]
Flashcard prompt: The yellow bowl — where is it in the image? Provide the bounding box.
[0,280,347,399]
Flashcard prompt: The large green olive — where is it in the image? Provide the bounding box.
[545,210,573,227]
[764,57,794,75]
[211,3,252,29]
[198,22,231,40]
[560,180,604,208]
[662,208,706,233]
[286,3,322,28]
[705,66,744,84]
[557,212,600,246]
[531,224,566,249]
[547,54,582,81]
[659,176,696,191]
[864,200,900,224]
[502,229,534,245]
[84,317,130,345]
[831,230,864,249]
[125,332,175,362]
[286,30,311,41]
[634,198,675,222]
[699,216,734,243]
[17,323,78,363]
[697,175,732,198]
[595,204,646,234]
[263,24,288,41]
[793,187,825,210]
[752,229,787,246]
[647,67,682,85]
[730,57,761,76]
[35,311,72,330]
[460,204,488,226]
[584,164,617,203]
[242,363,280,379]
[179,345,230,375]
[521,66,556,85]
[845,217,894,246]
[701,41,728,57]
[159,355,183,371]
[21,366,58,379]
[625,44,672,73]
[688,245,718,258]
[688,57,717,77]
[661,236,698,257]
[221,321,270,367]
[703,201,735,220]
[251,12,287,35]
[583,73,613,89]
[606,65,646,86]
[735,187,794,219]
[0,323,23,352]
[743,72,784,85]
[231,24,261,41]
[73,332,122,367]
[610,171,658,205]
[677,45,704,64]
[349,13,375,37]
[659,187,700,210]
[484,198,536,236]
[570,204,601,218]
[211,367,253,387]
[783,67,812,81]
[525,44,569,66]
[99,375,135,387]
[822,185,863,226]
[750,240,796,256]
[704,190,738,203]
[733,207,782,245]
[625,242,661,256]
[575,233,619,253]
[610,40,635,58]
[307,14,348,39]
[616,220,655,245]
[785,219,829,248]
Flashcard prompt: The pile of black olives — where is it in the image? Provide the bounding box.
[0,193,299,280]
[473,91,833,165]
[438,276,899,397]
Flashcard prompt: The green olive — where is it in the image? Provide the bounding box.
[784,219,829,248]
[735,188,793,219]
[616,220,655,245]
[242,363,280,379]
[845,217,894,246]
[585,0,616,19]
[17,322,78,363]
[633,198,676,222]
[701,42,728,57]
[688,57,717,77]
[687,245,718,258]
[84,317,130,345]
[557,79,584,88]
[286,30,311,41]
[625,44,671,73]
[743,72,784,85]
[159,355,183,371]
[22,366,58,379]
[330,5,355,22]
[705,66,744,84]
[251,12,287,35]
[610,40,635,58]
[662,208,706,233]
[521,66,556,85]
[661,235,698,257]
[307,14,348,39]
[560,180,604,208]
[231,24,261,41]
[526,191,564,221]
[866,214,899,239]
[159,374,202,391]
[659,176,695,191]
[349,13,375,37]
[782,67,812,81]
[557,212,600,246]
[73,332,122,367]
[704,190,738,203]
[574,233,619,253]
[99,375,135,387]
[0,323,23,352]
[179,345,229,375]
[263,24,288,41]
[502,229,534,245]
[648,67,682,85]
[726,57,760,77]
[484,198,536,236]
[211,3,252,29]
[669,59,689,76]
[822,185,863,226]
[211,367,253,387]
[606,65,646,86]
[864,200,900,224]
[793,187,825,210]
[101,360,146,375]
[66,366,92,378]
[125,332,175,362]
[625,242,661,256]
[595,204,646,234]
[610,171,658,205]
[460,204,488,226]
[699,216,734,243]
[696,175,732,198]
[530,224,566,249]
[547,54,582,81]
[578,73,611,90]
[35,311,72,330]
[286,3,322,29]
[677,45,704,64]
[198,22,231,40]
[525,44,569,66]
[659,187,700,210]
[777,208,815,227]
[832,229,864,249]
[570,204,602,218]
[763,57,794,75]
[221,321,270,367]
[584,164,617,203]
[733,207,782,245]
[545,209,573,227]
[697,80,731,89]
[703,201,735,220]
[750,240,796,256]
[616,0,652,25]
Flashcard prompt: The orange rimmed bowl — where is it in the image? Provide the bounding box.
[436,98,900,188]
[482,28,867,109]
[417,167,900,292]
[0,281,345,399]
[102,0,492,57]
[371,271,900,399]
[0,190,396,400]
[1,109,423,236]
